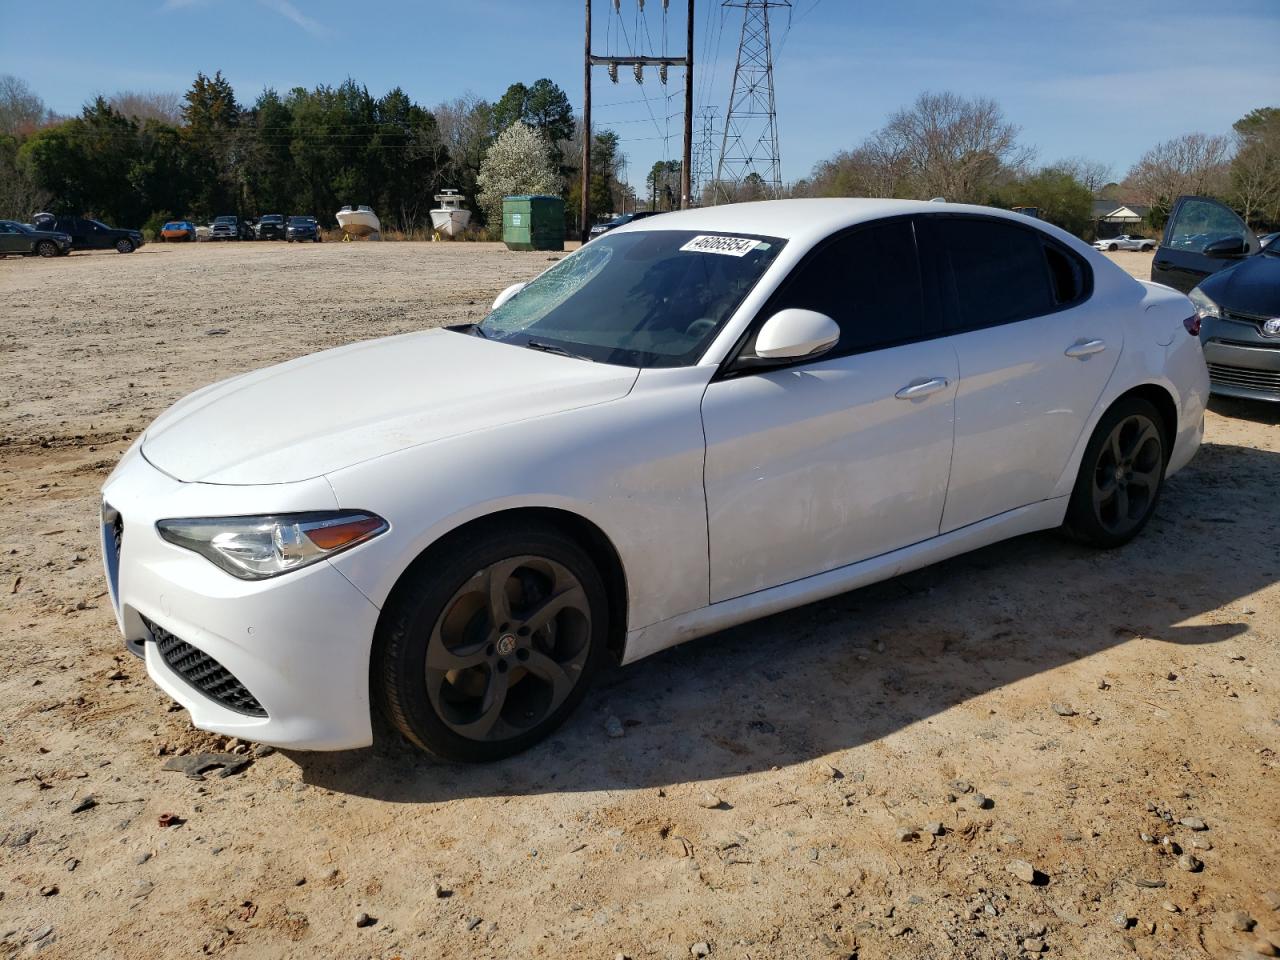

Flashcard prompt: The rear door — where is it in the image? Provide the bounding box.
[1152,196,1258,293]
[919,215,1122,532]
[0,223,25,254]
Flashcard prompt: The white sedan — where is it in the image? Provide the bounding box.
[1094,234,1155,252]
[101,199,1208,760]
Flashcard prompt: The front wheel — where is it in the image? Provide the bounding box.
[115,238,134,254]
[1063,397,1167,548]
[1107,243,1118,251]
[374,522,608,761]
[36,240,57,258]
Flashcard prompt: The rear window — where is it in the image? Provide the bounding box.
[1043,242,1090,305]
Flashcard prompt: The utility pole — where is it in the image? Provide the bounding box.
[582,1,696,239]
[714,0,788,204]
[580,0,592,244]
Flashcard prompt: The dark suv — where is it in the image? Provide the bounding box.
[31,214,143,253]
[285,215,322,242]
[255,214,286,240]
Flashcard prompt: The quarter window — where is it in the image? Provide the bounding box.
[765,219,926,357]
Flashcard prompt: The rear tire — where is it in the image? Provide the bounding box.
[36,240,57,258]
[115,238,134,254]
[374,521,609,761]
[1063,397,1168,548]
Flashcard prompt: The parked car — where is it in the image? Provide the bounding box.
[1162,200,1280,402]
[587,210,663,240]
[285,215,322,242]
[195,224,212,241]
[0,219,73,257]
[209,216,253,241]
[255,214,286,241]
[160,220,197,242]
[1093,234,1154,252]
[101,199,1207,760]
[31,213,143,253]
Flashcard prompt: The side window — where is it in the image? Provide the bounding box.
[768,220,926,357]
[936,218,1054,330]
[1165,197,1249,253]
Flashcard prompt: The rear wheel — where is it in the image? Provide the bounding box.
[36,240,57,258]
[1063,397,1167,548]
[115,238,134,254]
[375,522,608,761]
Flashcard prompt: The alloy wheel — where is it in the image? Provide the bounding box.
[424,555,592,742]
[1091,413,1162,537]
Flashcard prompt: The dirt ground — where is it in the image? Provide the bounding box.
[1,242,1277,960]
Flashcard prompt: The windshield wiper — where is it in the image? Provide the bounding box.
[526,339,593,362]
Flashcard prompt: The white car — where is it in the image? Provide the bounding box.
[101,199,1208,760]
[1094,234,1155,252]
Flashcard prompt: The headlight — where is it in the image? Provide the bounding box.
[1188,287,1221,322]
[156,511,387,580]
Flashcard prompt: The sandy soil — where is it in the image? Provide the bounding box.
[1,242,1277,960]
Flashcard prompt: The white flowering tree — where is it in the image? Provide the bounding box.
[476,121,562,229]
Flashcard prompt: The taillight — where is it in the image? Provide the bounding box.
[1183,314,1201,336]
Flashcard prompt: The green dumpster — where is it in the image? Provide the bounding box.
[502,195,565,251]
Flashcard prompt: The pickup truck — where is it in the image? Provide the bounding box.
[31,214,144,253]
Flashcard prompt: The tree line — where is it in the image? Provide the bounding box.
[792,92,1280,237]
[0,72,630,237]
[3,71,1275,240]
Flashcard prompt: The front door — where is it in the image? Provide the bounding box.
[1152,196,1257,293]
[701,218,957,602]
[919,215,1123,531]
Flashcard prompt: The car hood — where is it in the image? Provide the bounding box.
[1199,253,1280,318]
[141,329,640,485]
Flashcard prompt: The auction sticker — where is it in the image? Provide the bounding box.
[679,234,760,257]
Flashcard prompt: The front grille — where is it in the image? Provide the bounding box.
[144,618,268,717]
[1207,362,1280,396]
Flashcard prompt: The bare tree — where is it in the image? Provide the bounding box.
[0,74,50,136]
[107,90,184,125]
[1056,156,1114,196]
[878,91,1032,202]
[1124,133,1233,220]
[1228,111,1280,227]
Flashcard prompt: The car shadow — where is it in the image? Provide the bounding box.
[294,439,1278,802]
[1209,395,1280,426]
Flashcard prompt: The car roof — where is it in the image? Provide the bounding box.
[620,198,1070,246]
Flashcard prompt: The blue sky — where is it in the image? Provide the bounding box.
[2,0,1276,192]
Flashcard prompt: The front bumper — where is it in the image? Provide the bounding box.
[100,447,381,749]
[1201,313,1280,402]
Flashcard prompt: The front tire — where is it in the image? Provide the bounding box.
[1063,397,1167,548]
[1107,243,1118,251]
[374,521,608,761]
[115,238,134,254]
[36,240,57,258]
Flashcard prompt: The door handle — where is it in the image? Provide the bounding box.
[1065,339,1106,359]
[894,377,951,400]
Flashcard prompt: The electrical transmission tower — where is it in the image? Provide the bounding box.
[690,106,718,204]
[714,0,788,204]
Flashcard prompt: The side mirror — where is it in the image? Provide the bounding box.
[491,282,525,312]
[754,308,841,360]
[1203,236,1246,259]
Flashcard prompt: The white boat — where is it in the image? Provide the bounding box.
[335,205,381,240]
[429,190,471,239]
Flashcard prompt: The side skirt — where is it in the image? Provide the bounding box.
[621,497,1068,664]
